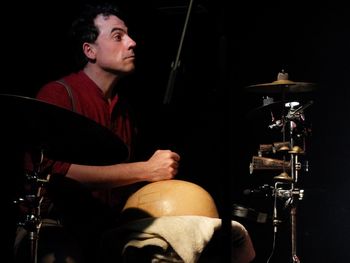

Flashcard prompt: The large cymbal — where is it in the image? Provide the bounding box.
[246,79,317,93]
[0,94,129,165]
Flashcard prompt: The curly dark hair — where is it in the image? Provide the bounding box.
[69,2,127,69]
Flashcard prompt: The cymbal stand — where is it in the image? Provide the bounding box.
[287,103,307,262]
[288,147,304,263]
[15,149,50,263]
[265,102,307,263]
[249,93,311,262]
[271,181,304,262]
[272,133,304,263]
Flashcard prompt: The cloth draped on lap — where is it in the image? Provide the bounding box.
[101,215,255,263]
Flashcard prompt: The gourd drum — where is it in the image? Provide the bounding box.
[122,179,219,219]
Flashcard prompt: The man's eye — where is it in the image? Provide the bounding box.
[114,35,122,41]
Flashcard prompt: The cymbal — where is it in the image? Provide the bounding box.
[246,99,313,120]
[245,100,286,119]
[0,94,129,165]
[246,79,317,93]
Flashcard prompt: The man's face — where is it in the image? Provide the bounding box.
[91,14,136,74]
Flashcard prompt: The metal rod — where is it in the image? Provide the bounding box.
[291,206,300,263]
[163,0,195,104]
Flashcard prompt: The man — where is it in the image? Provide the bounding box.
[15,2,180,262]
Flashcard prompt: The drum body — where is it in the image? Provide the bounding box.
[121,180,219,220]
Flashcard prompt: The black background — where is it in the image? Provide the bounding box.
[2,1,350,262]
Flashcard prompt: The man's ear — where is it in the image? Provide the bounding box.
[83,42,96,60]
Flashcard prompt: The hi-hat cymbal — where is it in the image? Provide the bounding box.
[246,79,317,93]
[0,94,129,165]
[246,99,314,120]
[245,100,286,120]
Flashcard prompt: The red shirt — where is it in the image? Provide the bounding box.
[30,70,136,208]
[36,70,135,175]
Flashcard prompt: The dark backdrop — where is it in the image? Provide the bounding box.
[2,1,350,262]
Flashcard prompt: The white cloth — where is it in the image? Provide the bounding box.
[108,215,254,263]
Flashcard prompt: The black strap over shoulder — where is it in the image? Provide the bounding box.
[55,79,76,112]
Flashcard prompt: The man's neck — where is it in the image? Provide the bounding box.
[83,65,119,99]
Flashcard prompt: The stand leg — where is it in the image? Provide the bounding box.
[29,231,38,263]
[291,206,300,263]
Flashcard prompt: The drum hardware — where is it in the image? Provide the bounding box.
[14,149,50,263]
[258,142,290,156]
[278,145,290,152]
[288,146,304,155]
[273,172,293,182]
[243,184,274,197]
[249,156,291,174]
[274,187,304,202]
[285,100,313,121]
[268,133,305,263]
[263,96,274,106]
[290,147,304,184]
[250,156,309,176]
[268,119,284,130]
[232,204,270,224]
[1,94,129,262]
[273,142,291,152]
[268,100,307,129]
[245,72,314,263]
[258,144,275,156]
[271,181,304,263]
[266,180,304,263]
[271,182,305,223]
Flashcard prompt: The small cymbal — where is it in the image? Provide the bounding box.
[246,79,317,93]
[274,172,293,182]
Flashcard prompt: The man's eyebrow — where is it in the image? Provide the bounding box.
[111,27,127,34]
